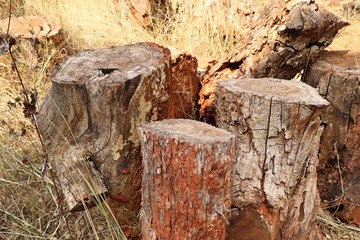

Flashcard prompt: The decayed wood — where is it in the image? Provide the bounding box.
[56,146,108,212]
[168,51,200,119]
[199,0,348,119]
[303,50,360,223]
[226,208,271,240]
[138,119,234,240]
[0,16,61,41]
[37,42,171,235]
[216,78,329,240]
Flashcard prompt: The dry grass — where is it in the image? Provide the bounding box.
[328,19,360,51]
[22,0,254,58]
[0,0,360,239]
[317,214,360,240]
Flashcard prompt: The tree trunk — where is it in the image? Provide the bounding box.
[138,119,235,240]
[199,0,348,120]
[37,42,171,237]
[303,50,360,224]
[216,78,329,240]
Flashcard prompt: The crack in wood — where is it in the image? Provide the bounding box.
[324,72,332,98]
[261,96,273,203]
[96,68,120,76]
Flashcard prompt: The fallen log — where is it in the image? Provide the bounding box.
[303,50,360,224]
[216,78,329,240]
[37,42,171,236]
[199,0,348,120]
[138,119,235,240]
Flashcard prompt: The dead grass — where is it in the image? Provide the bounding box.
[317,214,360,240]
[328,19,360,51]
[0,0,360,239]
[22,0,254,58]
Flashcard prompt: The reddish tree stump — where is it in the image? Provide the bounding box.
[303,50,360,224]
[37,42,171,236]
[216,78,329,240]
[138,119,235,240]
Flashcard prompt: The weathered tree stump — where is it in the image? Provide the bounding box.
[37,42,171,236]
[216,78,329,240]
[199,0,348,119]
[303,50,360,224]
[138,119,235,240]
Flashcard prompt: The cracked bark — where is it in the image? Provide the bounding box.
[303,50,360,224]
[216,78,329,240]
[199,0,348,120]
[37,42,171,238]
[138,119,235,240]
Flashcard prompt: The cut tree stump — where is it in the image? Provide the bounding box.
[199,0,348,120]
[138,119,235,240]
[37,42,171,236]
[303,50,360,224]
[216,78,329,240]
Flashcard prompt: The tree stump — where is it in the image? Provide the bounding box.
[303,50,360,224]
[138,119,235,240]
[216,78,329,240]
[199,0,348,119]
[37,42,171,235]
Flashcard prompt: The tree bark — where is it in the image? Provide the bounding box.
[216,78,329,240]
[168,52,200,119]
[303,50,360,224]
[199,0,348,120]
[138,119,235,240]
[55,146,109,212]
[37,42,171,236]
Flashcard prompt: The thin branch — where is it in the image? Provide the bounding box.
[7,0,12,36]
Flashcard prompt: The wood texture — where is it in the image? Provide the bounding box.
[168,52,200,119]
[37,42,171,236]
[216,78,329,240]
[303,50,360,224]
[199,0,348,119]
[138,119,234,240]
[56,146,108,212]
